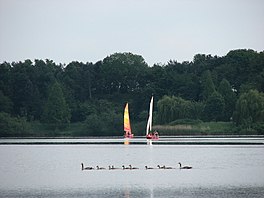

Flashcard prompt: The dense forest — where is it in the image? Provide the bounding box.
[0,49,264,137]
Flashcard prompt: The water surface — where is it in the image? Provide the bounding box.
[0,143,264,197]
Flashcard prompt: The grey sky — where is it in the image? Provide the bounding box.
[0,0,263,66]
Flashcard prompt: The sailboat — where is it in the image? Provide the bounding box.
[146,96,159,141]
[124,103,134,138]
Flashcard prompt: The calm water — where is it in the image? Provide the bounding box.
[0,142,264,197]
[1,137,264,144]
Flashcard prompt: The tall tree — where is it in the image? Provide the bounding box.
[100,52,148,95]
[0,62,12,98]
[157,95,203,124]
[203,91,225,121]
[200,70,216,100]
[233,90,264,126]
[0,90,13,113]
[41,82,71,129]
[218,79,237,121]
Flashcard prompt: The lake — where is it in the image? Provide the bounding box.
[0,139,264,197]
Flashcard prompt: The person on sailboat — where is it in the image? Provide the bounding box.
[154,131,159,138]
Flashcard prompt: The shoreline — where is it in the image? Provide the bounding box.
[1,136,264,145]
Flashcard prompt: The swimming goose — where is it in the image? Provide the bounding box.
[109,165,120,170]
[96,166,106,170]
[178,162,192,169]
[122,165,130,170]
[81,163,94,170]
[129,165,139,170]
[157,165,165,169]
[145,166,154,170]
[164,166,174,169]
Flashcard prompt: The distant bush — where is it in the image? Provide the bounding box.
[0,112,30,137]
[154,120,235,136]
[252,123,264,135]
[169,119,203,125]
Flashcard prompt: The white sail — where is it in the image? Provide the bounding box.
[146,96,153,136]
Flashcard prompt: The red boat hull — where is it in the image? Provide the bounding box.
[146,134,159,140]
[125,134,134,138]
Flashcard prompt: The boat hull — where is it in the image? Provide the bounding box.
[146,134,159,140]
[125,134,134,138]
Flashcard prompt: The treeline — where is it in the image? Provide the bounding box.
[0,49,264,136]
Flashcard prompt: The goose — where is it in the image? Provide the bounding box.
[178,162,192,169]
[81,163,94,170]
[145,166,154,170]
[122,165,130,170]
[112,165,121,170]
[129,165,139,170]
[157,165,165,169]
[109,165,120,170]
[96,166,106,170]
[164,166,174,169]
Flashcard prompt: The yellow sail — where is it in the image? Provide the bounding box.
[124,103,131,133]
[124,103,133,138]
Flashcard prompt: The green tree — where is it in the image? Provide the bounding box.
[100,52,148,95]
[164,61,200,100]
[0,90,13,113]
[41,82,71,129]
[0,62,12,98]
[218,49,264,92]
[84,99,122,136]
[63,61,95,102]
[203,91,225,121]
[0,112,30,137]
[200,70,216,100]
[218,79,237,121]
[157,95,175,124]
[157,95,203,124]
[233,90,264,126]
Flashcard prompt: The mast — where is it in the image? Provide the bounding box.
[146,96,153,135]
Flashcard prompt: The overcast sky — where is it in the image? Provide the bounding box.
[0,0,263,66]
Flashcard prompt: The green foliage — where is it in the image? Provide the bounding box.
[0,62,12,98]
[203,91,225,121]
[157,95,204,124]
[0,112,30,136]
[233,90,264,126]
[41,82,71,129]
[0,90,13,113]
[169,119,203,125]
[155,121,234,136]
[81,99,122,136]
[218,79,237,121]
[1,49,264,136]
[62,61,94,102]
[201,70,216,100]
[100,52,148,95]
